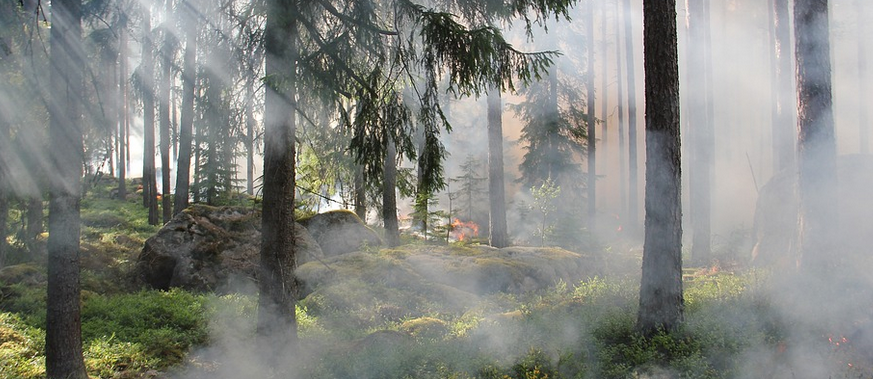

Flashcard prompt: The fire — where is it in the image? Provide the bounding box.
[450,218,479,241]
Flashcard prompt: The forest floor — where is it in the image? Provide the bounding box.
[0,179,871,378]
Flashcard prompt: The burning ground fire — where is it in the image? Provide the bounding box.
[450,218,479,241]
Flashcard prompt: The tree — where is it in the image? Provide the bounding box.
[793,0,836,272]
[383,139,401,247]
[140,3,159,225]
[687,0,713,264]
[637,0,683,336]
[623,0,640,233]
[117,11,129,200]
[452,154,487,222]
[159,0,176,223]
[856,0,868,154]
[173,0,198,216]
[487,88,509,247]
[257,0,301,358]
[586,0,597,230]
[615,0,628,220]
[46,0,89,375]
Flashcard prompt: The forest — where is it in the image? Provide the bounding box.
[1,0,871,378]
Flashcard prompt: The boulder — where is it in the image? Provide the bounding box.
[136,205,322,292]
[751,154,873,267]
[298,210,382,257]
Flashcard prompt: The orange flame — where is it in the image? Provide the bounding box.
[451,218,479,241]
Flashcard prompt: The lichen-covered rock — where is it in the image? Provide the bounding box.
[136,205,322,292]
[298,210,382,257]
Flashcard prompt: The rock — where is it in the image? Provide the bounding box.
[298,210,382,257]
[136,205,322,292]
[751,154,873,267]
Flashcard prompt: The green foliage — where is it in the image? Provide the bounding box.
[530,178,560,246]
[84,337,159,379]
[80,289,208,366]
[0,312,45,379]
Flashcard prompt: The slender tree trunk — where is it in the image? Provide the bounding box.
[794,0,837,272]
[600,0,609,166]
[857,0,869,154]
[616,0,627,220]
[687,0,712,264]
[117,22,128,199]
[257,0,300,357]
[0,126,7,268]
[141,5,159,225]
[414,143,428,237]
[246,80,256,196]
[637,0,683,336]
[159,0,173,224]
[487,88,509,248]
[173,0,197,216]
[354,164,366,220]
[587,0,597,230]
[623,0,640,233]
[46,0,88,375]
[774,0,796,171]
[383,139,400,247]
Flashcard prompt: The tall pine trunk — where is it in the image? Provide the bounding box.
[117,21,128,199]
[257,0,300,356]
[173,0,197,216]
[623,0,640,233]
[615,0,627,220]
[586,0,597,230]
[383,139,400,247]
[794,0,837,272]
[637,0,683,336]
[46,0,88,375]
[159,0,173,223]
[354,165,366,220]
[600,0,609,169]
[0,118,8,268]
[246,80,256,196]
[487,89,509,248]
[141,5,159,225]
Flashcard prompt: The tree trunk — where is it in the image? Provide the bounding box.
[586,0,597,231]
[160,0,173,224]
[246,80,256,196]
[600,0,609,166]
[173,0,197,216]
[623,0,640,234]
[687,0,712,264]
[46,0,88,375]
[383,139,400,247]
[257,0,300,358]
[794,0,837,272]
[615,0,627,221]
[117,22,128,200]
[637,0,683,336]
[857,0,869,154]
[141,5,159,225]
[354,164,366,220]
[414,144,428,237]
[487,88,509,248]
[774,0,796,171]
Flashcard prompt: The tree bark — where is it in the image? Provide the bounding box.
[615,0,627,221]
[623,0,640,234]
[141,5,159,225]
[687,0,712,264]
[159,0,173,224]
[586,0,597,231]
[117,21,128,200]
[487,88,509,248]
[383,139,400,247]
[637,0,683,336]
[794,0,837,272]
[354,164,366,220]
[246,80,256,196]
[46,0,88,375]
[257,0,300,358]
[600,0,609,167]
[173,0,198,216]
